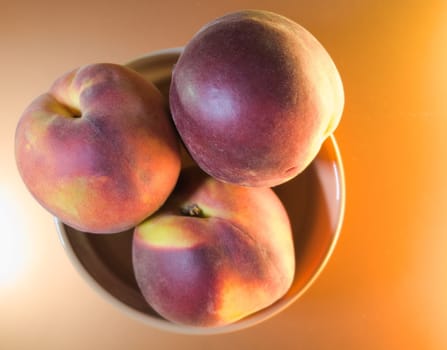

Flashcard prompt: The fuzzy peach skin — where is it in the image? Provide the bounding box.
[15,63,181,233]
[132,167,295,327]
[170,9,344,187]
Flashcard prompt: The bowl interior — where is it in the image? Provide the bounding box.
[56,47,345,335]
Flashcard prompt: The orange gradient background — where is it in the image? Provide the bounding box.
[1,0,447,349]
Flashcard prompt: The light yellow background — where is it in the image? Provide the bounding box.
[1,0,447,349]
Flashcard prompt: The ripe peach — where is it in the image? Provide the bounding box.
[15,63,181,233]
[170,9,344,187]
[132,167,295,327]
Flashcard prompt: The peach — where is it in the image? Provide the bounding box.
[132,167,295,327]
[15,63,181,233]
[169,9,344,187]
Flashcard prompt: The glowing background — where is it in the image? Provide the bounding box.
[1,0,446,349]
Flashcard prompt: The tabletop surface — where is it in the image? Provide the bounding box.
[1,1,447,349]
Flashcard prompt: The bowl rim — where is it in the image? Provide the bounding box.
[55,48,346,335]
[125,46,184,73]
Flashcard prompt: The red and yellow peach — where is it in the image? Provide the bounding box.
[15,63,181,233]
[132,167,295,327]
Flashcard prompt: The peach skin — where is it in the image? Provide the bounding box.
[170,9,344,187]
[132,167,295,327]
[15,63,181,233]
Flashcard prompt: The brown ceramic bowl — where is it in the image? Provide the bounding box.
[56,47,345,335]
